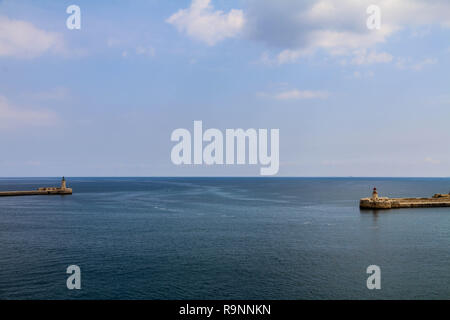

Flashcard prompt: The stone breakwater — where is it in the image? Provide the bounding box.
[360,192,450,209]
[0,189,72,197]
[0,177,72,197]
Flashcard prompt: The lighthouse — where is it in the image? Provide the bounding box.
[61,177,67,190]
[372,187,379,200]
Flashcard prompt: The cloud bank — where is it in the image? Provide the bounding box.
[245,0,450,64]
[0,15,64,58]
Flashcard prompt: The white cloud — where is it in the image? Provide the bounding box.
[136,46,155,57]
[246,0,450,64]
[351,70,374,79]
[351,50,393,65]
[0,95,58,129]
[396,57,437,71]
[259,89,329,100]
[276,89,329,100]
[166,0,245,46]
[409,26,432,38]
[118,46,155,58]
[275,48,314,65]
[0,15,64,58]
[107,36,156,58]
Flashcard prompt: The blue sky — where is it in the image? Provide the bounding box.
[1,0,450,176]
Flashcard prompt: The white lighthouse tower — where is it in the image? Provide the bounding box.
[61,176,67,190]
[372,187,379,200]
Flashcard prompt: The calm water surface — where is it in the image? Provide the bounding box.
[1,177,450,299]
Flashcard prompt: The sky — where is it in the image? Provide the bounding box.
[1,0,450,177]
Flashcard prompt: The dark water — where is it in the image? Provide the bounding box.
[1,177,450,299]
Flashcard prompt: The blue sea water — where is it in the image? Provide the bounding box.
[1,177,450,300]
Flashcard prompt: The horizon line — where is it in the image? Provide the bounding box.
[1,176,450,179]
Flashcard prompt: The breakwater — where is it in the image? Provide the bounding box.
[360,188,450,209]
[0,189,72,197]
[0,177,72,197]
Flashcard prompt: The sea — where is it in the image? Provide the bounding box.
[1,177,450,300]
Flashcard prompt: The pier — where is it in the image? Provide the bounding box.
[0,177,72,197]
[360,188,450,209]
